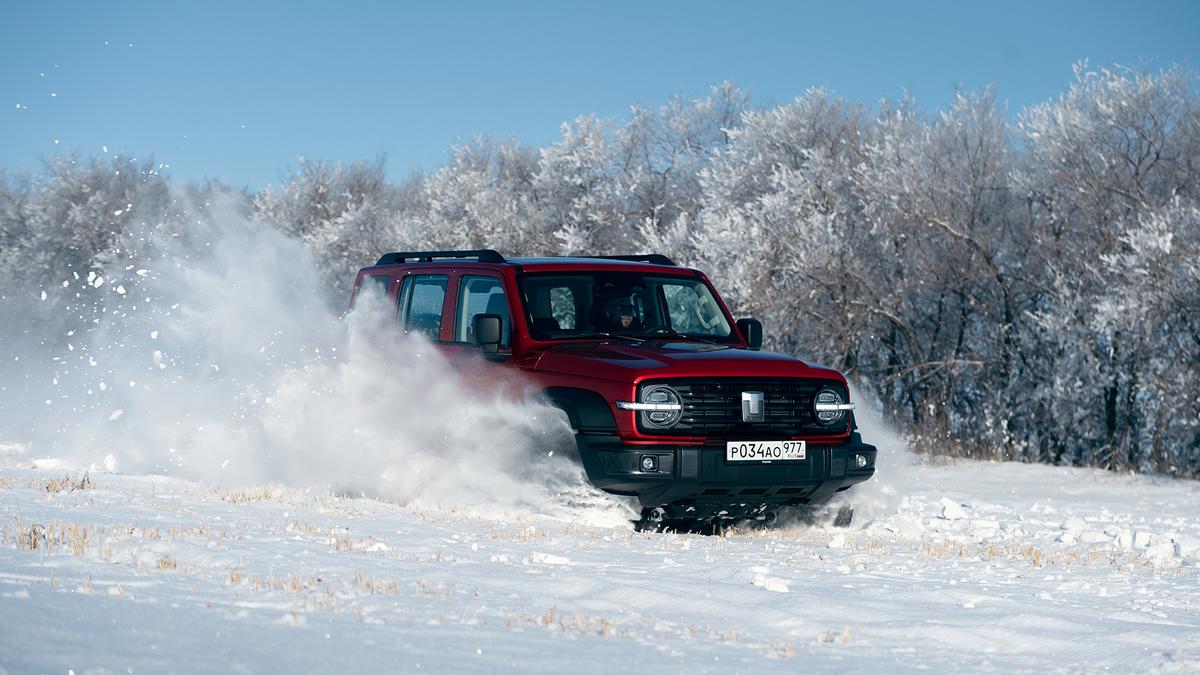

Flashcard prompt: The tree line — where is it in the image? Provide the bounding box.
[3,64,1197,476]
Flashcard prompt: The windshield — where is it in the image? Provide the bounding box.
[519,272,736,342]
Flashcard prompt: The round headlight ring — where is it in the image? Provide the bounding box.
[641,384,682,429]
[815,388,846,426]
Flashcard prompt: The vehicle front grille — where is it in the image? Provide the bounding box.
[640,378,849,438]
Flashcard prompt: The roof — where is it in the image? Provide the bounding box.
[366,250,695,275]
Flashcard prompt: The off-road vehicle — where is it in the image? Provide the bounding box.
[350,250,876,527]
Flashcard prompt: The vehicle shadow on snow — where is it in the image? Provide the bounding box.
[633,503,854,536]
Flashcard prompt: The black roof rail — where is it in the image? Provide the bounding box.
[375,249,506,265]
[584,254,677,266]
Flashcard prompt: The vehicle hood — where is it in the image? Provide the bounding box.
[527,340,845,383]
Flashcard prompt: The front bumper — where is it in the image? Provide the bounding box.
[575,432,877,518]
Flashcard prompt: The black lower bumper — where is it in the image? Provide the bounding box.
[575,432,877,517]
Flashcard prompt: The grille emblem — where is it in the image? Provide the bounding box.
[741,391,765,423]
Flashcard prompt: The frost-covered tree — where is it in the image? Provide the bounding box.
[532,115,626,254]
[617,83,749,245]
[690,87,867,331]
[0,154,173,339]
[421,138,546,253]
[1016,63,1200,472]
[3,64,1198,476]
[253,157,402,298]
[1092,200,1200,474]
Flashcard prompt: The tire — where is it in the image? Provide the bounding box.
[833,505,854,527]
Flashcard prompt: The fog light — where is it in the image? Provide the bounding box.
[855,454,868,469]
[640,455,658,472]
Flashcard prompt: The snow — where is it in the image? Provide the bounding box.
[1,454,1197,673]
[1,154,1196,672]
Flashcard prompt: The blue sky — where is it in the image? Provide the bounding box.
[3,0,1198,188]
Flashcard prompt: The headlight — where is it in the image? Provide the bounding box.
[813,388,852,426]
[641,384,683,428]
[616,384,683,429]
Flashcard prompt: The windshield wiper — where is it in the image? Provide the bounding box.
[638,327,727,346]
[563,332,643,342]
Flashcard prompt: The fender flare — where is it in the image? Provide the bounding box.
[542,387,617,433]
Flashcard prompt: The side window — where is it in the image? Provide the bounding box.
[354,274,392,308]
[399,275,448,340]
[456,275,510,347]
[660,281,729,336]
[661,283,702,332]
[365,274,391,296]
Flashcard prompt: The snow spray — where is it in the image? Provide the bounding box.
[0,190,629,521]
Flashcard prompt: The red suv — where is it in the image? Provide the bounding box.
[351,250,876,526]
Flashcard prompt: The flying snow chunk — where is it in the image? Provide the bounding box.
[939,497,968,520]
[115,285,126,295]
[888,515,925,539]
[104,453,117,471]
[1061,516,1088,533]
[114,209,124,216]
[109,409,124,421]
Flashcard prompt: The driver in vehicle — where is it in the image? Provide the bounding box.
[602,297,641,331]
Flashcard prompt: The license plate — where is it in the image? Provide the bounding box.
[725,440,806,462]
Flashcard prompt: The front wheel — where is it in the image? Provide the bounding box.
[833,505,854,527]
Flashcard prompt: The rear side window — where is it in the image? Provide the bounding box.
[364,274,391,295]
[456,275,510,347]
[399,275,448,340]
[354,274,393,307]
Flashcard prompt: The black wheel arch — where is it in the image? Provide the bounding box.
[542,387,617,433]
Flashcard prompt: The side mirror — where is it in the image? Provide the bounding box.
[473,313,503,354]
[736,318,763,351]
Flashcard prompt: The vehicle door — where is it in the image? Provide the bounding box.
[396,272,451,344]
[437,272,514,367]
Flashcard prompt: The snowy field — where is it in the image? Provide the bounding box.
[0,199,1196,673]
[2,446,1198,673]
